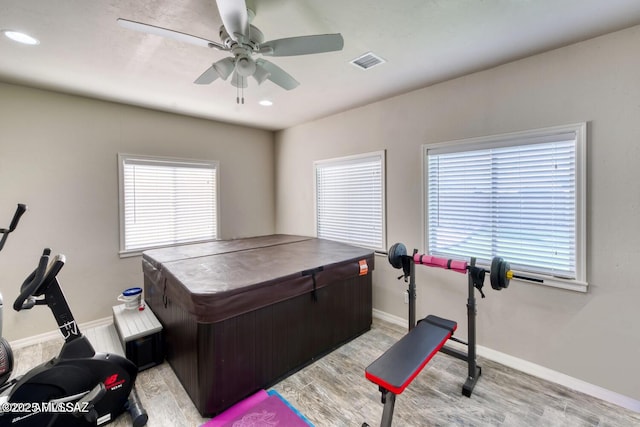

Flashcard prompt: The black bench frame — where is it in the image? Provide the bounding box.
[363,251,488,426]
[404,249,483,397]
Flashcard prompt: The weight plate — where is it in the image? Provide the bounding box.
[388,243,407,269]
[490,256,504,290]
[500,258,510,289]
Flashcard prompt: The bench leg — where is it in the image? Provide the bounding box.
[380,389,396,427]
[462,365,482,397]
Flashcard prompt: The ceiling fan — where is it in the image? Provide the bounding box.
[117,0,344,102]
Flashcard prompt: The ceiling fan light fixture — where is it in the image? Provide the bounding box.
[2,30,40,45]
[259,99,273,107]
[235,55,256,77]
[213,57,235,80]
[253,63,270,85]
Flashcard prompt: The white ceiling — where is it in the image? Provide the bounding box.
[2,0,640,131]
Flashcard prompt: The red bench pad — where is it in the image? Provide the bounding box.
[365,315,457,395]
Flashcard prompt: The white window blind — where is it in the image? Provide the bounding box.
[118,154,218,254]
[425,124,587,291]
[315,151,386,251]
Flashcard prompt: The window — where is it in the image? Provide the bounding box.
[314,151,386,251]
[118,154,219,255]
[424,123,587,292]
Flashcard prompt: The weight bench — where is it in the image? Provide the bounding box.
[363,315,457,427]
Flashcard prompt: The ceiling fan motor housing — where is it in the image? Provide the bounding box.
[219,24,263,51]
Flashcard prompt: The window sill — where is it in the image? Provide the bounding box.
[508,272,588,293]
[119,250,143,258]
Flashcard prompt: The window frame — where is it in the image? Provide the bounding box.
[117,153,220,257]
[422,123,587,292]
[313,150,387,252]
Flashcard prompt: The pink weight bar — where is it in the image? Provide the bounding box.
[413,254,468,274]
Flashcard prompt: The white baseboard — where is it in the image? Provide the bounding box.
[372,309,640,413]
[373,308,409,329]
[9,316,113,350]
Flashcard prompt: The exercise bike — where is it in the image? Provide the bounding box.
[0,205,147,426]
[0,204,26,386]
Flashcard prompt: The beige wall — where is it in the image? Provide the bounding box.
[275,26,640,400]
[0,83,274,341]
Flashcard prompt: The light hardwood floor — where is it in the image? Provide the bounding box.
[9,318,640,426]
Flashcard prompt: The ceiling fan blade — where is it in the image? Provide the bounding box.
[117,18,226,50]
[216,0,250,43]
[259,34,344,57]
[256,59,299,90]
[194,66,220,85]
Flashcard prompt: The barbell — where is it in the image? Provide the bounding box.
[388,242,512,290]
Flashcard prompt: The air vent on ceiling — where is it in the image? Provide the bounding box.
[350,52,386,70]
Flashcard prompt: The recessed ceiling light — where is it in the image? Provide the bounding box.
[259,99,273,107]
[2,30,40,45]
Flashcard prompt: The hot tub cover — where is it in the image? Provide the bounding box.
[142,235,374,323]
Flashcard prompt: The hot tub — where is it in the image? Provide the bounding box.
[142,235,374,416]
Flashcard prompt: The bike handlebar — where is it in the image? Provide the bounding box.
[8,204,27,232]
[13,248,56,311]
[0,204,27,252]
